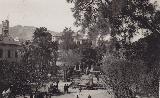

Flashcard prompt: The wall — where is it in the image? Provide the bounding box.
[0,44,21,62]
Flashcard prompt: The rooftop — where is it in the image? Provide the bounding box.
[0,34,20,46]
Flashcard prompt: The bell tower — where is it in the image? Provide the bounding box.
[2,20,9,37]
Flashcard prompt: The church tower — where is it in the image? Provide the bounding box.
[2,20,9,37]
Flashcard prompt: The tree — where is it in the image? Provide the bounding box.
[59,27,82,80]
[21,27,58,92]
[0,60,29,97]
[81,47,97,70]
[67,0,160,98]
[128,33,160,97]
[102,51,148,98]
[60,49,81,66]
[67,0,160,42]
[60,27,76,50]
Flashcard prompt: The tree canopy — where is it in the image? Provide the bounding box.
[60,27,77,50]
[67,0,160,43]
[67,0,160,98]
[21,27,58,91]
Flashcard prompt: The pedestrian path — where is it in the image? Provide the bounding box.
[16,81,114,98]
[51,90,113,98]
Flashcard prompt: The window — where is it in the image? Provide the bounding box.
[15,51,18,58]
[0,49,3,58]
[8,50,11,58]
[76,65,79,70]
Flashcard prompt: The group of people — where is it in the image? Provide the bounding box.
[49,83,59,94]
[76,94,92,98]
[64,84,69,93]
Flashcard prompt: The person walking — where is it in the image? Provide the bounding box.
[76,95,79,98]
[88,94,91,98]
[66,84,69,93]
[79,87,82,93]
[56,80,59,90]
[64,84,66,93]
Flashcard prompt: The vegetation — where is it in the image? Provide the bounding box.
[60,27,77,50]
[0,0,160,98]
[21,27,58,92]
[0,60,29,97]
[67,0,160,98]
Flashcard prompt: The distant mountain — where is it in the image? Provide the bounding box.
[0,25,60,41]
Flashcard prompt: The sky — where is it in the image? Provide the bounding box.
[0,0,77,32]
[0,0,159,33]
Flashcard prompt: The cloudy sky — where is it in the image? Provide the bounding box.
[0,0,159,32]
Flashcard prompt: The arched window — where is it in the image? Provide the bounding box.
[8,50,11,58]
[0,49,3,58]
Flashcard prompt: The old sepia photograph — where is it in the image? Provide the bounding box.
[0,0,159,98]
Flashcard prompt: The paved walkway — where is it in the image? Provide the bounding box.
[16,81,113,98]
[16,88,113,98]
[51,89,113,98]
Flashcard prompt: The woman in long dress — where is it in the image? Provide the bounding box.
[76,95,79,98]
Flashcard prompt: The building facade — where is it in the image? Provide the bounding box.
[0,20,21,62]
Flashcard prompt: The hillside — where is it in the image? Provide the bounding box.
[0,25,60,41]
